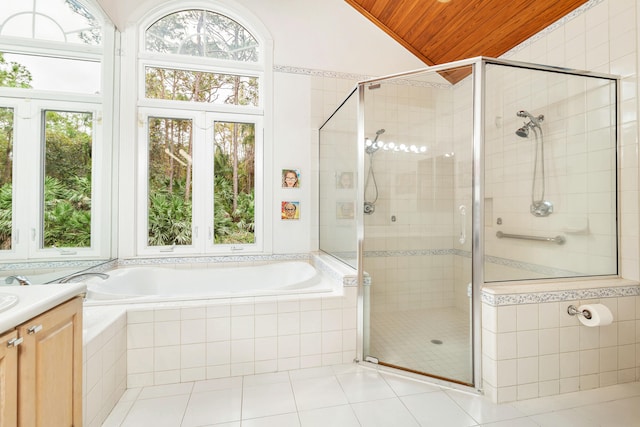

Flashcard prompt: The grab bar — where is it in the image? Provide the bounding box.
[496,231,565,245]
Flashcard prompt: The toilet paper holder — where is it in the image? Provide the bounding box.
[567,305,592,319]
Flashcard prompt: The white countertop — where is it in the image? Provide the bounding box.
[0,283,86,334]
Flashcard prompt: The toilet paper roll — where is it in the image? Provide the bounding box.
[577,304,613,327]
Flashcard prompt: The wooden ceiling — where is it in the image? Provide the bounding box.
[345,0,588,81]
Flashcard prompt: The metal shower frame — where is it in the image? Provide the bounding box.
[352,56,620,393]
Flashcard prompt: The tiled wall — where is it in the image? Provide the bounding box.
[481,279,640,403]
[125,287,358,387]
[83,307,127,427]
[483,63,618,280]
[364,252,457,313]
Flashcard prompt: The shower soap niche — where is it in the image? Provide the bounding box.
[562,217,589,234]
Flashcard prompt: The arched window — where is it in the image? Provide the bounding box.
[145,10,257,61]
[0,0,113,260]
[0,0,101,45]
[136,5,270,256]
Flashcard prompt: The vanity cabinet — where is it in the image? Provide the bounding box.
[0,330,19,426]
[0,296,83,427]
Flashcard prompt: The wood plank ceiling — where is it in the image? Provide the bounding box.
[345,0,588,82]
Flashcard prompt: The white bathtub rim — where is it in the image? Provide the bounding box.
[82,305,126,343]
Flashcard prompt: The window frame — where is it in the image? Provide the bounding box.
[0,98,108,260]
[0,0,115,262]
[137,107,264,256]
[135,3,273,257]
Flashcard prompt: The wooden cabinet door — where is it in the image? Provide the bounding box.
[17,297,83,427]
[0,329,19,427]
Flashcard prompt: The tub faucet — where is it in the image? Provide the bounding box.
[4,275,32,286]
[59,272,110,283]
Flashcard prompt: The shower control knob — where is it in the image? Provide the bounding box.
[364,202,375,215]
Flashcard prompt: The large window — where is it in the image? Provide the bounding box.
[138,7,265,255]
[0,0,111,260]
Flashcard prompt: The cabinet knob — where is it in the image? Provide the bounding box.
[7,337,23,347]
[28,324,43,334]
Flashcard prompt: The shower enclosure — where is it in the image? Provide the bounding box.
[319,57,619,389]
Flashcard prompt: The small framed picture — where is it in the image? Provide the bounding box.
[282,169,300,188]
[336,171,353,189]
[281,201,300,220]
[336,201,354,219]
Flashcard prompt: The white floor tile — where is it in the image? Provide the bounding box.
[291,376,349,411]
[99,400,134,427]
[298,405,360,427]
[529,408,601,427]
[350,397,420,426]
[181,388,242,426]
[288,366,336,381]
[401,391,477,427]
[137,382,193,399]
[243,371,291,387]
[380,371,443,396]
[191,376,242,393]
[579,396,640,426]
[478,417,539,427]
[101,365,640,427]
[336,369,396,403]
[241,412,300,427]
[120,395,189,427]
[445,389,526,424]
[242,381,297,419]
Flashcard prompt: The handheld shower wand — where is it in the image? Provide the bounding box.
[364,129,385,214]
[515,110,552,217]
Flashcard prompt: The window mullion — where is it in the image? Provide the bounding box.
[191,113,208,253]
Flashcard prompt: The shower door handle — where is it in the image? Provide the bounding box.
[459,205,466,244]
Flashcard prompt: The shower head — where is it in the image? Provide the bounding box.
[515,110,544,138]
[365,129,386,154]
[516,126,529,138]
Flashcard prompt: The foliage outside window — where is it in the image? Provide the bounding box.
[0,106,13,250]
[147,117,193,246]
[146,10,258,61]
[213,121,255,244]
[145,67,259,106]
[43,110,93,248]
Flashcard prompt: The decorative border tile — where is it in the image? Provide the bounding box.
[482,285,640,307]
[311,253,367,287]
[0,259,112,272]
[117,253,310,266]
[274,65,451,89]
[329,248,586,278]
[483,254,580,277]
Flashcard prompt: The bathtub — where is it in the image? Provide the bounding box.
[85,261,336,303]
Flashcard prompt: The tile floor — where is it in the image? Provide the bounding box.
[101,363,640,426]
[369,307,472,382]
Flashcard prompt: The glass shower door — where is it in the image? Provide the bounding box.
[361,66,475,385]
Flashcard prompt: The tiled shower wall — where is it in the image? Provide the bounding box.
[364,252,456,313]
[501,0,639,281]
[484,64,617,279]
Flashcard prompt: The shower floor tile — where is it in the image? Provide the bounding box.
[368,307,472,382]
